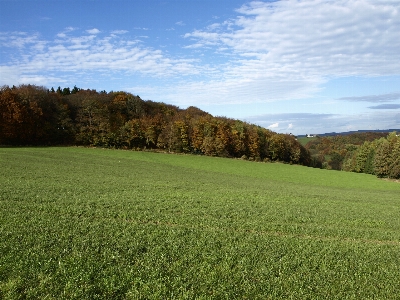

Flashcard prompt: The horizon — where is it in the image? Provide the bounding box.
[1,0,399,135]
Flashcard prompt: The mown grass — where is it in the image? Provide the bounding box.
[1,147,400,299]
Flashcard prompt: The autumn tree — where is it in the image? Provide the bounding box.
[231,121,247,157]
[1,83,313,167]
[70,89,110,145]
[0,86,25,144]
[120,119,145,148]
[0,85,71,145]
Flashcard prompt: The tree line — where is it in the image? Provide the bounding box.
[342,133,400,179]
[0,84,310,165]
[305,132,400,179]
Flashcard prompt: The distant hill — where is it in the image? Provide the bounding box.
[302,131,398,172]
[297,129,399,138]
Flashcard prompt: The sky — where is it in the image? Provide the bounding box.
[1,0,399,135]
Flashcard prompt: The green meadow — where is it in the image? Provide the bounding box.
[296,137,315,146]
[1,147,400,299]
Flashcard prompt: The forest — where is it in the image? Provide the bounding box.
[1,84,399,179]
[0,84,310,165]
[304,132,400,179]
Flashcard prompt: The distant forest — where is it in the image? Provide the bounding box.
[305,132,400,179]
[1,84,398,179]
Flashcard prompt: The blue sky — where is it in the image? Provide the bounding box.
[1,0,399,135]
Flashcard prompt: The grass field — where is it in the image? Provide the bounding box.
[296,137,316,146]
[1,147,400,299]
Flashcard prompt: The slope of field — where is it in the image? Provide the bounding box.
[296,136,317,146]
[1,147,400,299]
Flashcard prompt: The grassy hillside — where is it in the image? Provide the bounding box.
[296,136,317,146]
[1,147,400,299]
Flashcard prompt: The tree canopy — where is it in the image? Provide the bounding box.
[0,84,311,166]
[304,132,400,179]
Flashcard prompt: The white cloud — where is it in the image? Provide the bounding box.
[175,21,185,26]
[0,65,20,83]
[160,75,324,106]
[268,122,279,129]
[86,28,101,35]
[180,0,400,104]
[0,31,200,88]
[0,32,40,48]
[111,30,128,35]
[65,27,76,32]
[56,27,79,38]
[183,43,207,49]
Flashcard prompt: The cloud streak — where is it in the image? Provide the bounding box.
[338,92,400,103]
[0,30,201,87]
[368,104,400,109]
